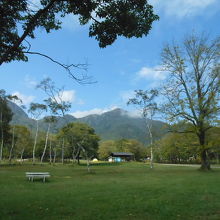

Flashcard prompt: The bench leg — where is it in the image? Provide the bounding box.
[43,176,45,182]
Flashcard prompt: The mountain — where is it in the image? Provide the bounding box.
[9,102,167,144]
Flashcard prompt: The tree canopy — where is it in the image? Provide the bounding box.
[0,0,159,65]
[58,122,100,162]
[160,33,220,170]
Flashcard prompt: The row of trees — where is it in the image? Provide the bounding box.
[0,119,100,165]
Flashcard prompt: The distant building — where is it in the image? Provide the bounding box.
[109,152,134,162]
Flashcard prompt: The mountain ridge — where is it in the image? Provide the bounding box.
[8,102,167,144]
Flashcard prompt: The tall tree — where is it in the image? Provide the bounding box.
[28,103,47,164]
[0,1,158,82]
[0,90,18,162]
[40,116,56,164]
[37,78,71,163]
[161,33,220,170]
[128,89,158,168]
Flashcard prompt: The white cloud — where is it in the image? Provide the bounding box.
[12,92,35,106]
[71,106,118,118]
[136,65,166,81]
[55,90,75,103]
[24,75,38,88]
[150,0,218,18]
[76,99,85,105]
[121,110,142,118]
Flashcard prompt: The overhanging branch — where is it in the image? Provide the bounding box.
[24,51,96,84]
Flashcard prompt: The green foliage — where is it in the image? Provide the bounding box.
[98,139,146,161]
[0,90,13,145]
[58,122,100,158]
[161,33,220,169]
[13,125,32,158]
[28,103,47,119]
[0,0,158,64]
[98,140,117,160]
[154,132,199,164]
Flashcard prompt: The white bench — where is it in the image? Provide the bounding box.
[26,172,50,182]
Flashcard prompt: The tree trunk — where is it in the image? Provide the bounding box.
[53,147,56,164]
[41,123,50,164]
[72,149,76,164]
[200,149,210,170]
[49,139,52,164]
[20,148,25,163]
[77,151,80,165]
[148,124,154,169]
[33,120,39,165]
[0,112,4,162]
[198,131,210,170]
[9,126,15,163]
[61,138,64,164]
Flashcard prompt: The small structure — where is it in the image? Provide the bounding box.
[26,172,50,182]
[109,152,134,162]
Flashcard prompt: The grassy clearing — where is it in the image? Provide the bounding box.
[0,162,220,220]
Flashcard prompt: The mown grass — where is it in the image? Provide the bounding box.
[0,162,220,220]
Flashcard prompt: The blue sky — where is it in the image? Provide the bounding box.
[1,0,220,118]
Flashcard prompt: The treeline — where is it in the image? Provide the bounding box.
[98,139,147,161]
[152,127,220,164]
[0,122,100,164]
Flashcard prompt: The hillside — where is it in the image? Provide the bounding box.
[9,102,167,144]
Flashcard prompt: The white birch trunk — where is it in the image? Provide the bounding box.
[53,147,57,164]
[0,112,4,162]
[61,138,64,164]
[20,148,25,163]
[33,120,39,164]
[9,126,15,163]
[49,139,52,164]
[41,123,50,164]
[146,118,154,169]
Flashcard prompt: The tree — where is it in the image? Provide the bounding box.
[0,1,158,81]
[98,140,116,160]
[37,78,71,118]
[0,90,19,162]
[128,89,158,168]
[28,102,47,164]
[58,122,100,164]
[40,116,56,164]
[161,33,220,170]
[37,78,71,163]
[115,139,146,161]
[154,132,199,164]
[12,125,32,162]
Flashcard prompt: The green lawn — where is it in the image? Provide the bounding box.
[0,162,220,220]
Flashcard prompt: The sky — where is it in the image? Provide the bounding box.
[1,0,220,118]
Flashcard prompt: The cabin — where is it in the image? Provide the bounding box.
[109,152,134,162]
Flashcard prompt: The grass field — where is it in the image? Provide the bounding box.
[0,162,220,220]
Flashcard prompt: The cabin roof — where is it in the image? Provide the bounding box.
[110,152,134,157]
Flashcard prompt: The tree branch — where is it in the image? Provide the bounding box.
[24,51,95,84]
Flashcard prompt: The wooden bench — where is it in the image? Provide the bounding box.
[26,172,50,182]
